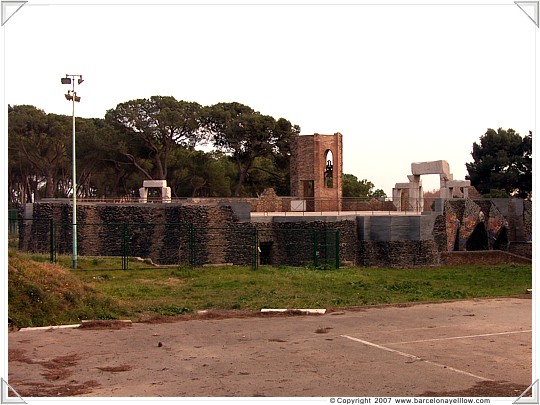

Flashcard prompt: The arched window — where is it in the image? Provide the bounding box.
[324,150,334,188]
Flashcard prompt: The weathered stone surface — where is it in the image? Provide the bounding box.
[17,197,530,268]
[441,250,531,265]
[357,240,440,268]
[411,160,450,177]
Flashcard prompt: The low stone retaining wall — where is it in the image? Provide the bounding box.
[508,242,532,259]
[440,251,531,266]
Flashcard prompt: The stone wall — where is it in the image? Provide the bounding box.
[357,240,440,268]
[440,251,531,266]
[19,202,243,266]
[18,198,531,268]
[507,242,532,259]
[18,202,356,267]
[432,199,513,252]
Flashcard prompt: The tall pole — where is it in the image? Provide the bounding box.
[71,79,77,269]
[62,74,82,269]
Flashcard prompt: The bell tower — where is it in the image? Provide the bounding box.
[290,132,343,211]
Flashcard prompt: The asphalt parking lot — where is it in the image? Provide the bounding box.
[8,297,532,398]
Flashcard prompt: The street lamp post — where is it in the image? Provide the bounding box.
[61,74,83,269]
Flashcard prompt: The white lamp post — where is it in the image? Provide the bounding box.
[61,74,83,269]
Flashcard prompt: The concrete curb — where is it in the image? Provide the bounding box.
[261,309,326,314]
[19,324,81,332]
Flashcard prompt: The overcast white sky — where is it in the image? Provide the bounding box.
[1,0,537,196]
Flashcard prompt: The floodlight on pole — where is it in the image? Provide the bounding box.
[61,74,83,269]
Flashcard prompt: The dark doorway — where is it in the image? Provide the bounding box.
[493,227,509,250]
[302,180,315,212]
[259,242,273,265]
[453,228,460,251]
[465,223,489,251]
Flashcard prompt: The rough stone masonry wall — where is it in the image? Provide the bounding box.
[255,220,357,267]
[507,242,532,259]
[432,199,516,252]
[18,202,358,267]
[357,240,440,268]
[18,202,238,265]
[440,251,531,266]
[20,200,529,268]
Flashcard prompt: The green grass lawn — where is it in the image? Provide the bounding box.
[75,258,531,315]
[9,250,532,325]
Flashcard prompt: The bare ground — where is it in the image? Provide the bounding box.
[8,297,532,398]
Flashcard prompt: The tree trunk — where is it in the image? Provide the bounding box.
[45,171,55,198]
[233,158,252,197]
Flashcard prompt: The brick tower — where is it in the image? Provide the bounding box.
[290,133,343,211]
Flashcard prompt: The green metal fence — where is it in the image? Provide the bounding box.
[12,219,341,270]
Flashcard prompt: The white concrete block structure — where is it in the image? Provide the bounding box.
[139,180,172,203]
[393,160,470,212]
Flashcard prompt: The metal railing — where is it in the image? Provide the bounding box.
[40,196,447,215]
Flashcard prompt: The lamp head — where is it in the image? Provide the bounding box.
[77,76,84,85]
[61,77,71,85]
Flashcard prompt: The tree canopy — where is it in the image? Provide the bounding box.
[465,128,532,199]
[342,174,387,199]
[201,102,300,196]
[105,96,203,181]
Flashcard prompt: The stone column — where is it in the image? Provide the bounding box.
[392,188,402,211]
[407,175,422,212]
[139,187,148,203]
[162,187,172,203]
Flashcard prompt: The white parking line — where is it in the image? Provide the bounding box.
[341,334,493,382]
[384,330,532,345]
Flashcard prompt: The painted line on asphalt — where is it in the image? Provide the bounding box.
[384,330,532,345]
[341,334,492,382]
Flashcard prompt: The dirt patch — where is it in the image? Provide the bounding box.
[39,354,81,381]
[8,352,97,397]
[9,379,100,397]
[139,308,324,323]
[79,320,132,330]
[420,380,530,397]
[8,348,31,363]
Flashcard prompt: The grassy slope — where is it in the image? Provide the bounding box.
[8,251,128,328]
[8,251,532,325]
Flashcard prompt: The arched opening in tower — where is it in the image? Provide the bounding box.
[324,150,334,188]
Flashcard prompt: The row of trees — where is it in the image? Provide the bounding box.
[8,98,385,205]
[8,99,300,204]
